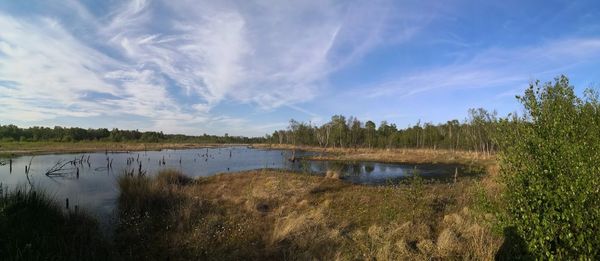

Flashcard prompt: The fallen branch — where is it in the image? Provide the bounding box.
[45,159,75,176]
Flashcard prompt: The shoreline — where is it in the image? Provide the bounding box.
[0,142,251,157]
[2,142,497,176]
[251,143,496,167]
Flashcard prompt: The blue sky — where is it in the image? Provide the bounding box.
[1,0,600,136]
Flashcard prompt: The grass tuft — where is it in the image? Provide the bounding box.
[0,189,112,260]
[114,169,502,260]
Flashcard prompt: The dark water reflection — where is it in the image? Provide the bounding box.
[0,147,475,223]
[289,160,473,185]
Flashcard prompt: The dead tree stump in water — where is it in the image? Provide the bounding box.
[454,167,458,184]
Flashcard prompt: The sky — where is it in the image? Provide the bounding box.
[1,0,600,137]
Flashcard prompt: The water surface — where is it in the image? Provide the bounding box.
[0,147,468,222]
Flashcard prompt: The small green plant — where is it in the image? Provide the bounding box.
[497,76,600,259]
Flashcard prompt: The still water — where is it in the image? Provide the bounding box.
[0,146,465,220]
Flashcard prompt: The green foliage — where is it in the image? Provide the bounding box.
[272,109,499,152]
[497,76,600,259]
[0,125,265,144]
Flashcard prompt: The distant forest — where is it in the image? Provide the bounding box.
[0,125,264,144]
[1,109,502,151]
[267,108,502,154]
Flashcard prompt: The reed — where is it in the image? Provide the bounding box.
[254,144,496,167]
[0,188,112,260]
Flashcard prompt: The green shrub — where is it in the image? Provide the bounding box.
[497,76,600,259]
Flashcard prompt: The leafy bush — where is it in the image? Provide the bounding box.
[497,76,600,259]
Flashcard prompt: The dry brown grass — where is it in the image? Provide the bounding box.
[0,141,246,156]
[253,144,496,167]
[116,169,502,260]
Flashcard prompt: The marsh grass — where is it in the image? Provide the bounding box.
[116,169,501,260]
[0,188,112,260]
[254,144,496,166]
[0,141,235,156]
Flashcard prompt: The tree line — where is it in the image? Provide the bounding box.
[0,125,264,144]
[267,108,499,154]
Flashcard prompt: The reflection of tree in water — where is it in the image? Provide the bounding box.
[299,160,311,173]
[311,161,327,172]
[380,164,389,173]
[350,163,361,176]
[364,163,375,174]
[326,161,347,176]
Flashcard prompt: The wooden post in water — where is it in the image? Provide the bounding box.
[454,167,458,184]
[9,159,12,173]
[25,166,28,174]
[65,198,69,210]
[76,167,79,179]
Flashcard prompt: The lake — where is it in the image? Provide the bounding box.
[0,146,468,223]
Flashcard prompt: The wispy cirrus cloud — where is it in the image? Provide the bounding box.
[361,37,600,99]
[0,15,117,121]
[0,0,419,135]
[5,0,594,135]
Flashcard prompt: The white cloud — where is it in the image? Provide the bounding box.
[362,37,600,98]
[0,15,117,118]
[0,0,423,135]
[0,13,198,129]
[100,0,402,110]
